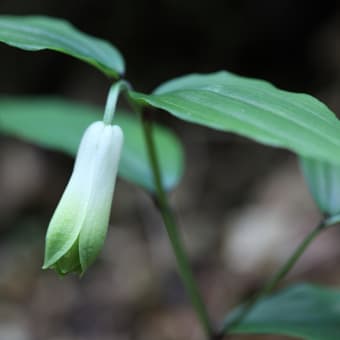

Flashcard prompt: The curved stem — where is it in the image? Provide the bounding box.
[223,220,326,335]
[141,110,214,339]
[103,80,129,125]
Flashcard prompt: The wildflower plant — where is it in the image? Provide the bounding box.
[0,15,340,340]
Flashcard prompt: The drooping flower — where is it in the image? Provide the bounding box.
[43,121,123,275]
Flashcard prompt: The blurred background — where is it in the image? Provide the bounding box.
[0,1,339,339]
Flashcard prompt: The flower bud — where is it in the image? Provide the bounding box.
[43,121,123,275]
[300,157,340,216]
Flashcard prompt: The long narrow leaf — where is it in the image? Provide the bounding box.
[0,97,183,191]
[0,15,124,77]
[129,71,340,164]
[224,284,340,340]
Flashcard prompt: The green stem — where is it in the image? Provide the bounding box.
[141,110,214,339]
[223,220,326,334]
[103,80,129,125]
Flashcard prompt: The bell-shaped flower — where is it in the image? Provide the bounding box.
[43,121,123,275]
[300,157,340,216]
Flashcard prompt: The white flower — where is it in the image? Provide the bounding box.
[43,121,123,275]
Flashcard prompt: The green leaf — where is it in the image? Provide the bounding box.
[325,213,340,226]
[0,15,124,77]
[224,284,340,340]
[0,97,183,191]
[300,157,340,216]
[129,71,340,164]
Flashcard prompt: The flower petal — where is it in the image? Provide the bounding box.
[43,122,105,269]
[79,124,123,272]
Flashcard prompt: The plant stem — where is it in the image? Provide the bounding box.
[223,220,326,334]
[103,80,129,125]
[141,110,214,339]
